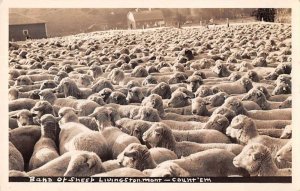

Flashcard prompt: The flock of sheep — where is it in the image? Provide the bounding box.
[8,22,292,178]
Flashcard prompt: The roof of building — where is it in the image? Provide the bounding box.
[130,10,164,22]
[9,13,46,25]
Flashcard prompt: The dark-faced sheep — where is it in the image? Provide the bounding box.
[233,143,291,176]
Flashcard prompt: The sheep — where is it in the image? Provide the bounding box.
[93,167,145,177]
[9,125,41,164]
[141,94,165,117]
[107,91,128,105]
[145,149,249,177]
[99,88,113,102]
[226,115,290,168]
[39,89,100,116]
[39,80,58,90]
[27,151,106,176]
[272,83,291,95]
[59,117,110,161]
[9,117,18,129]
[222,97,291,120]
[142,75,158,86]
[126,87,145,103]
[279,96,292,109]
[280,125,292,139]
[88,106,121,130]
[9,142,24,171]
[91,78,114,93]
[191,97,214,116]
[276,140,292,163]
[148,147,178,164]
[9,98,37,112]
[254,85,290,102]
[211,62,231,77]
[28,114,60,170]
[149,82,172,99]
[102,127,141,159]
[55,77,93,99]
[203,92,228,107]
[9,87,40,100]
[172,129,231,143]
[167,91,191,108]
[164,105,192,115]
[186,75,203,92]
[242,89,282,110]
[14,75,33,86]
[143,162,190,177]
[233,143,291,176]
[89,65,103,79]
[10,109,35,127]
[134,106,209,124]
[211,77,253,95]
[9,170,29,177]
[212,106,237,122]
[87,94,106,105]
[142,123,243,158]
[30,100,56,119]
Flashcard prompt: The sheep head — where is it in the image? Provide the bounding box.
[99,88,113,102]
[107,91,128,105]
[64,151,105,177]
[150,82,172,99]
[134,106,160,122]
[246,71,260,82]
[208,92,228,107]
[108,68,125,85]
[191,97,210,116]
[131,66,148,77]
[89,107,120,130]
[239,77,253,92]
[195,86,213,98]
[272,83,291,95]
[15,76,33,86]
[11,109,36,127]
[58,107,80,125]
[255,85,271,99]
[223,97,247,115]
[212,62,230,77]
[212,106,236,122]
[168,72,187,84]
[242,89,268,109]
[228,72,242,82]
[226,115,258,145]
[142,123,175,150]
[276,140,292,163]
[143,162,190,177]
[168,91,191,108]
[87,94,106,105]
[203,114,229,132]
[31,100,54,118]
[280,125,292,139]
[233,143,273,176]
[117,143,154,171]
[141,94,164,117]
[187,75,203,92]
[127,87,144,103]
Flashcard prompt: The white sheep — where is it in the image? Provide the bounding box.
[9,142,24,171]
[276,140,292,163]
[142,123,243,158]
[28,114,60,170]
[280,125,292,139]
[28,151,106,176]
[145,149,249,177]
[212,77,253,95]
[9,98,37,112]
[226,115,290,168]
[233,143,291,176]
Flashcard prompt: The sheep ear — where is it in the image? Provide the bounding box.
[31,113,38,117]
[10,114,18,119]
[86,158,96,169]
[124,150,138,158]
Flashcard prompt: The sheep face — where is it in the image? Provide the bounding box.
[242,89,266,108]
[246,71,260,82]
[9,70,21,80]
[14,109,35,127]
[15,76,33,86]
[142,94,164,116]
[89,107,120,130]
[187,76,203,92]
[54,71,68,83]
[168,73,187,84]
[223,97,247,115]
[135,107,160,122]
[204,114,229,132]
[108,68,125,84]
[31,100,53,118]
[272,83,291,95]
[107,91,128,105]
[40,80,57,90]
[117,143,151,171]
[127,87,144,103]
[142,75,158,86]
[239,77,253,91]
[99,88,113,102]
[64,152,105,177]
[212,107,236,122]
[58,107,80,125]
[9,88,18,100]
[280,125,292,139]
[195,86,213,98]
[276,141,292,163]
[233,143,271,174]
[168,92,191,108]
[89,65,103,78]
[212,62,230,77]
[143,162,190,177]
[191,97,209,116]
[208,92,228,107]
[151,82,172,99]
[226,115,258,145]
[228,72,242,82]
[192,71,206,79]
[142,123,170,148]
[56,78,79,97]
[276,74,291,86]
[92,79,114,93]
[255,86,271,99]
[78,74,93,87]
[131,66,148,77]
[127,80,141,88]
[88,94,106,105]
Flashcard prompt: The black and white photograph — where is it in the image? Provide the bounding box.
[1,0,300,191]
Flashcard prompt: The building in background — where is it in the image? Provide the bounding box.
[9,13,47,41]
[127,9,165,29]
